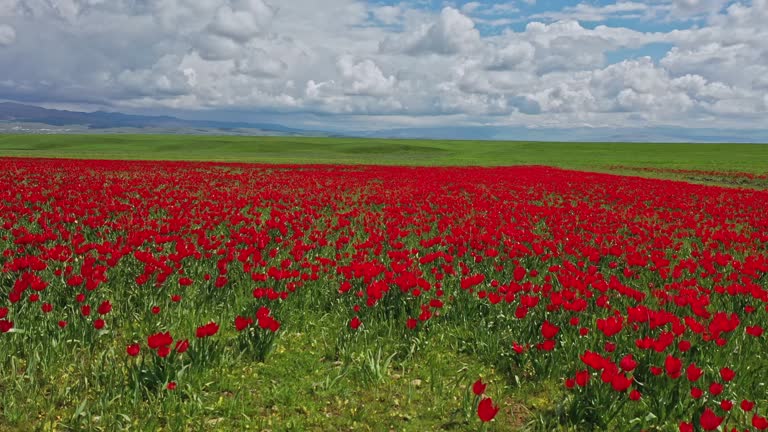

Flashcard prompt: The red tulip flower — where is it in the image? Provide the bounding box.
[477,397,499,422]
[472,378,487,396]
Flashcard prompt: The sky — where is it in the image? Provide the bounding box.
[0,0,767,134]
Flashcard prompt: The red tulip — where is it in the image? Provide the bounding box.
[195,321,219,338]
[349,316,361,330]
[472,378,487,396]
[719,367,735,382]
[753,414,768,430]
[477,397,499,422]
[699,408,723,431]
[619,354,638,372]
[541,320,560,339]
[126,343,140,356]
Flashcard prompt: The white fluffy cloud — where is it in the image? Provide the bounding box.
[380,7,480,55]
[207,0,274,43]
[0,0,766,130]
[337,55,396,96]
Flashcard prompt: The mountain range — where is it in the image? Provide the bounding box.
[2,102,767,143]
[0,102,322,136]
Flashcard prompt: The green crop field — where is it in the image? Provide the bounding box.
[1,134,767,172]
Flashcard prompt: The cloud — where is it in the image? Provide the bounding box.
[532,2,651,22]
[236,48,288,78]
[371,5,402,25]
[0,0,766,131]
[207,0,275,43]
[532,0,734,23]
[668,0,731,17]
[337,55,396,96]
[521,20,662,73]
[483,41,535,71]
[380,7,480,55]
[114,55,192,99]
[194,35,243,61]
[0,25,15,46]
[461,2,482,14]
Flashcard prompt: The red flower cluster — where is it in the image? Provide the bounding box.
[195,322,219,339]
[2,157,767,428]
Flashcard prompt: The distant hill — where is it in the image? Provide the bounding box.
[360,125,768,143]
[0,102,323,136]
[2,102,767,143]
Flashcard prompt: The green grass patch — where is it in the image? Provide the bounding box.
[1,134,767,174]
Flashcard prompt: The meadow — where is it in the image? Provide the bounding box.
[2,134,768,173]
[1,136,767,431]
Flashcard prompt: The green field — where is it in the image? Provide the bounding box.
[2,135,768,432]
[1,134,767,174]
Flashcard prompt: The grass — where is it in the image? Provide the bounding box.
[1,135,767,431]
[0,268,550,432]
[0,134,767,173]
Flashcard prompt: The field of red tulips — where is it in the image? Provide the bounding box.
[1,157,768,431]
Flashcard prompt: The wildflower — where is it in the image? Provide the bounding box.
[477,397,499,422]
